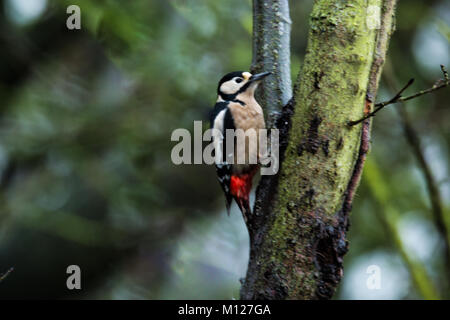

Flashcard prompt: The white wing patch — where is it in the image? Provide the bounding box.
[212,108,227,165]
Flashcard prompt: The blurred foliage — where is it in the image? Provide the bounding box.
[0,0,448,299]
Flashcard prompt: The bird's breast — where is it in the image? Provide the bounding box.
[228,100,265,131]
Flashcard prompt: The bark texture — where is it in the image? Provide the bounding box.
[242,0,397,299]
[251,0,292,127]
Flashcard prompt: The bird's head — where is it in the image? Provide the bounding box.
[217,70,271,101]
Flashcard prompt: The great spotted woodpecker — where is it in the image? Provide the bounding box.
[209,70,271,218]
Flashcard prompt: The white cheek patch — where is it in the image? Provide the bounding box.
[220,80,241,95]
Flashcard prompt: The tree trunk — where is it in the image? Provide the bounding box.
[251,0,292,127]
[241,0,398,299]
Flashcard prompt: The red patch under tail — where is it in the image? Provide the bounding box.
[230,169,257,218]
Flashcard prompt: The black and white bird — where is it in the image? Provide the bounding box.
[209,70,271,218]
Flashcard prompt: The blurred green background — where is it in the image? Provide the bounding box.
[0,0,448,299]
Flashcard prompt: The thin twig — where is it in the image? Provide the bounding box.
[398,104,450,291]
[365,160,440,299]
[382,62,450,298]
[0,267,14,283]
[441,64,449,81]
[349,65,450,126]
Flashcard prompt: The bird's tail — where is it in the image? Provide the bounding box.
[235,197,252,223]
[225,195,232,216]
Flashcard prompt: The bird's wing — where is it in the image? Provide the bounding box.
[210,101,236,163]
[210,102,235,214]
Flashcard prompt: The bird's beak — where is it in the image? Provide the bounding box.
[249,71,272,82]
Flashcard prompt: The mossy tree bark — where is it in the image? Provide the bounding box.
[241,0,397,299]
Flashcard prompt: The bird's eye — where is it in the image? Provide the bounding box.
[235,78,243,83]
